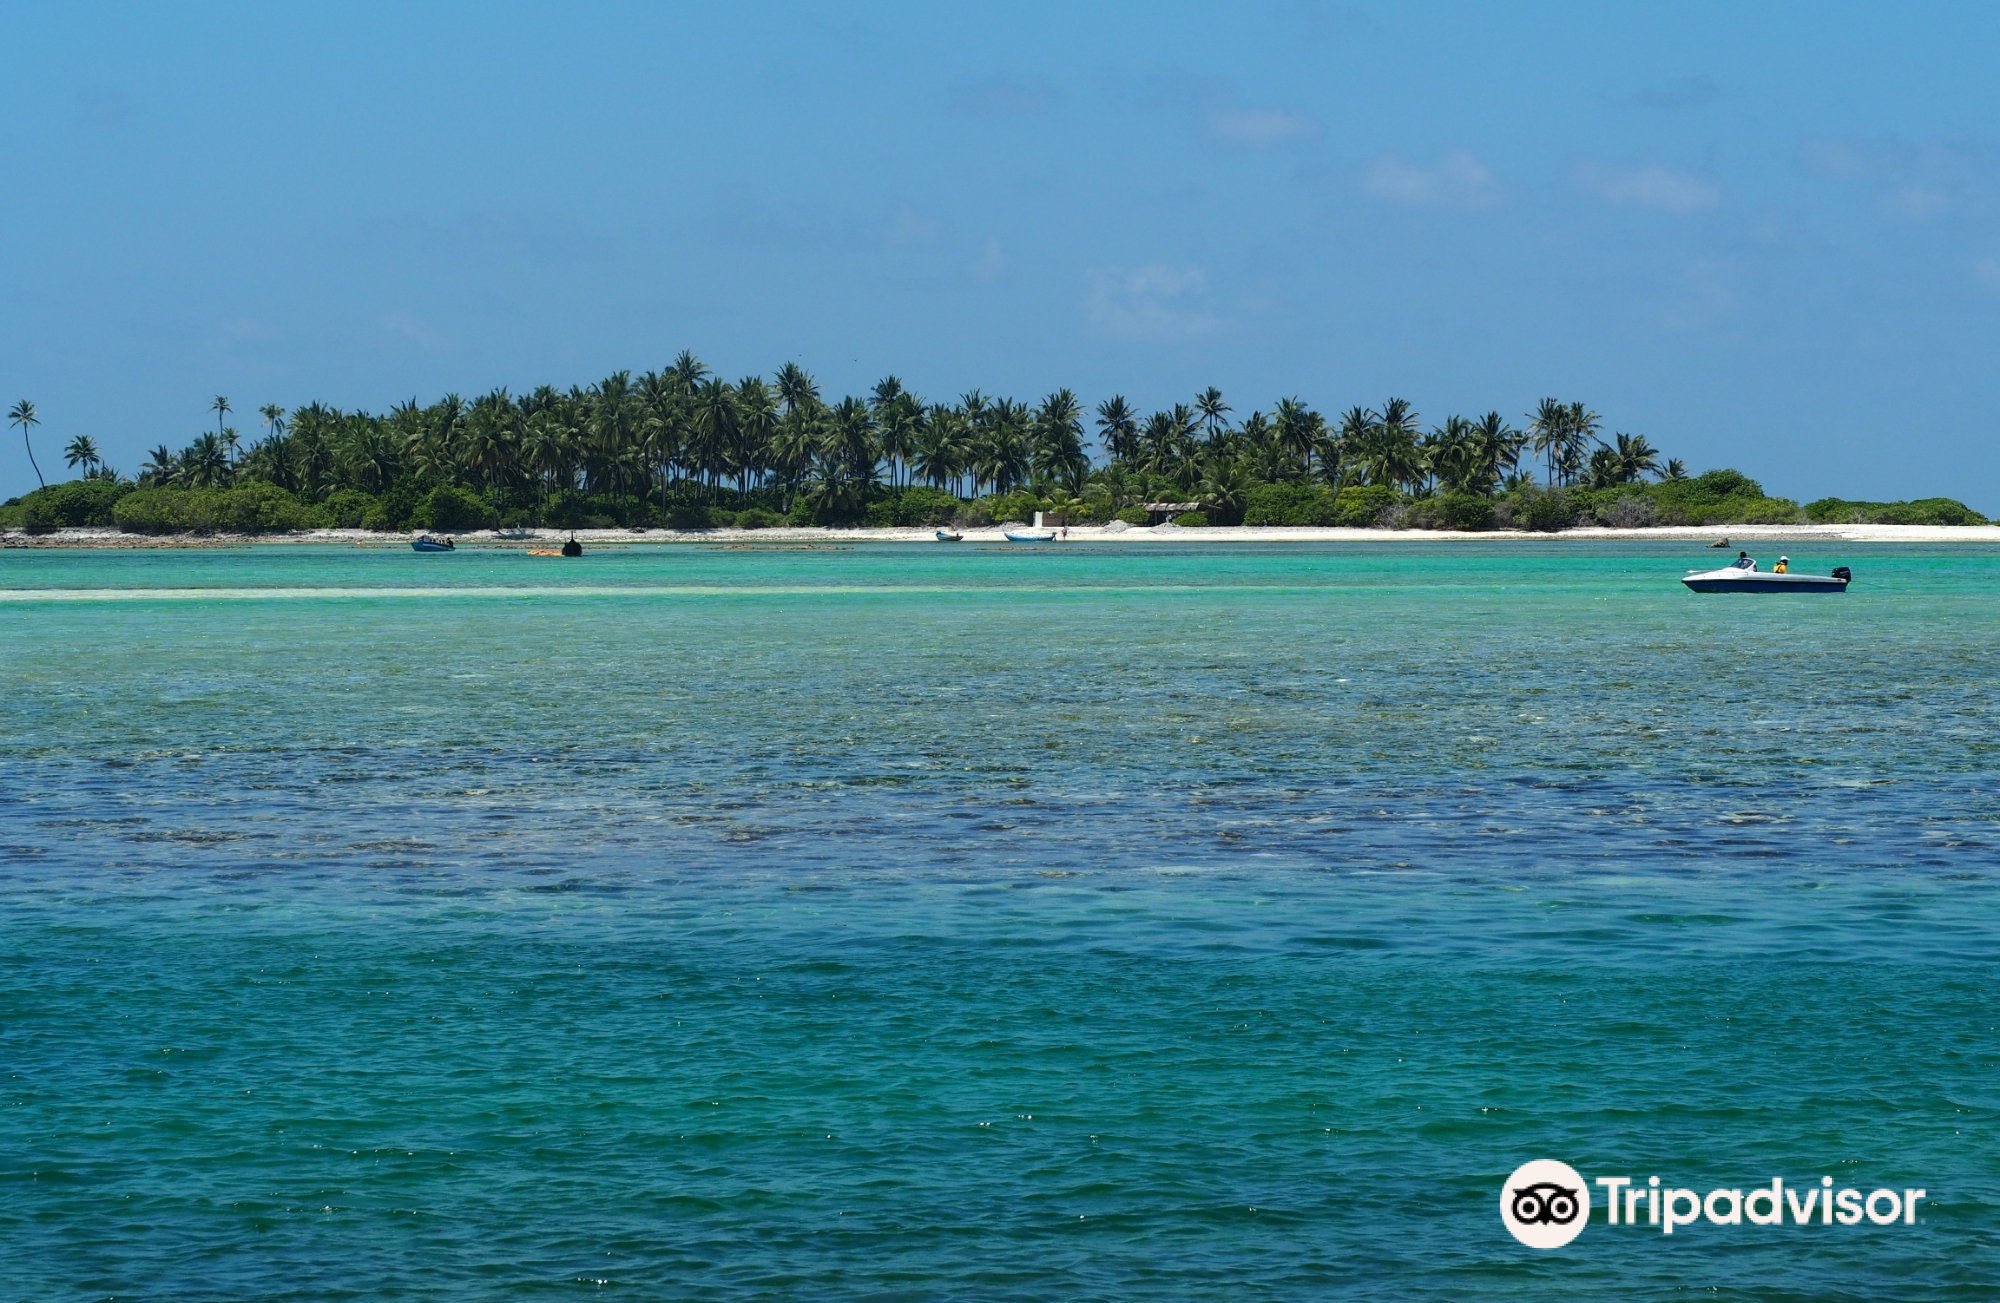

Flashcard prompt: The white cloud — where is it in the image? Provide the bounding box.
[1361,152,1498,208]
[1579,163,1719,214]
[1085,263,1226,342]
[1207,105,1318,147]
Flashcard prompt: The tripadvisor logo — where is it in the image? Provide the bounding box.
[1500,1160,1928,1249]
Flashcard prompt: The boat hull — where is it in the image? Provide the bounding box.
[1682,571,1846,593]
[411,541,454,553]
[1003,531,1057,543]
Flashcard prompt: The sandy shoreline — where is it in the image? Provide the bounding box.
[5,521,2000,549]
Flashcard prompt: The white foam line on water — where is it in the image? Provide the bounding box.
[0,583,1287,602]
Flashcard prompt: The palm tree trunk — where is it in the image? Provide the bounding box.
[22,432,44,489]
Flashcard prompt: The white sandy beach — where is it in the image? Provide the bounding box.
[8,521,2000,548]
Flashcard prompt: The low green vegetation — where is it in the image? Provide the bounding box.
[3,360,1986,533]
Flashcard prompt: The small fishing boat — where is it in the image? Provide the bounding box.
[1682,563,1851,593]
[411,535,455,552]
[935,530,964,542]
[1003,529,1058,543]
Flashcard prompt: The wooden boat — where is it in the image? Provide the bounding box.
[411,536,455,552]
[1003,529,1058,543]
[935,530,964,542]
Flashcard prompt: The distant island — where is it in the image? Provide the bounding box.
[3,356,1985,534]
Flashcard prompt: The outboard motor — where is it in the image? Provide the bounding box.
[1831,566,1852,583]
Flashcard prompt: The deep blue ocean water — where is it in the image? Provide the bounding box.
[2,541,1996,1300]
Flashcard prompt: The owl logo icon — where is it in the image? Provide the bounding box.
[1501,1160,1590,1248]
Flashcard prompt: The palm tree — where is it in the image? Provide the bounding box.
[9,400,43,489]
[1662,458,1688,481]
[1527,397,1569,486]
[1613,432,1659,482]
[1275,397,1323,479]
[139,443,177,486]
[690,378,740,496]
[1094,395,1138,463]
[1470,412,1521,491]
[736,376,778,496]
[1195,386,1231,440]
[183,432,232,487]
[914,404,968,493]
[63,434,102,477]
[260,403,287,441]
[211,395,231,438]
[1032,389,1087,492]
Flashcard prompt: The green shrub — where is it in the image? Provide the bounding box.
[1423,492,1493,531]
[111,483,308,533]
[316,488,377,529]
[19,479,131,530]
[1114,506,1150,526]
[1242,483,1335,526]
[978,490,1045,526]
[1171,511,1208,526]
[1805,496,1986,526]
[1331,485,1398,527]
[1511,486,1576,532]
[864,485,961,527]
[737,507,782,529]
[216,482,310,532]
[708,509,741,528]
[412,485,498,532]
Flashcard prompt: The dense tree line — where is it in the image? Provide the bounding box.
[5,353,1987,531]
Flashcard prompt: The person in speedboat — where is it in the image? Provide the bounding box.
[1730,550,1757,571]
[1774,556,1789,573]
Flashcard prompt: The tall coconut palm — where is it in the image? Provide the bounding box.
[63,434,102,477]
[1613,432,1659,482]
[775,361,819,417]
[690,378,740,496]
[9,400,44,489]
[1471,411,1522,489]
[1195,386,1231,440]
[915,404,968,493]
[1032,389,1087,492]
[735,376,778,496]
[211,395,231,438]
[183,432,232,487]
[260,403,287,441]
[1094,395,1138,463]
[139,443,177,486]
[1527,397,1569,486]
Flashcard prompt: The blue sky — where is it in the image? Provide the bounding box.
[5,1,1999,505]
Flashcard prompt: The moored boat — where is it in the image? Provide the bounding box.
[935,530,964,542]
[411,535,455,552]
[1682,564,1850,593]
[1003,529,1057,543]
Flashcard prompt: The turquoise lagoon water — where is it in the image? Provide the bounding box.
[2,541,1996,1300]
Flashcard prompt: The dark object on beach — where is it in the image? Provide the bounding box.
[935,529,963,542]
[561,533,583,558]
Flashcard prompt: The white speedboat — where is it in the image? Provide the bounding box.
[1003,529,1057,543]
[1682,564,1851,593]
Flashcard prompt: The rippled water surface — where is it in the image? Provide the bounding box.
[3,541,1997,1300]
